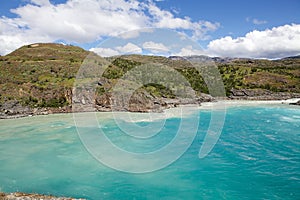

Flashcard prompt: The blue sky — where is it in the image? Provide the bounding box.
[164,0,299,42]
[0,0,299,58]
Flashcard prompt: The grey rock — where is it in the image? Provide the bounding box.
[229,89,300,100]
[290,100,300,105]
[0,192,85,200]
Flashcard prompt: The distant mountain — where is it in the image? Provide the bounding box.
[1,43,299,118]
[280,55,300,60]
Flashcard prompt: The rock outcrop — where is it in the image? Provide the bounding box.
[229,89,300,100]
[290,100,300,105]
[0,192,84,200]
[0,100,71,119]
[1,43,300,119]
[94,91,214,112]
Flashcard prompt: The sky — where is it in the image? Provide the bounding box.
[0,0,300,59]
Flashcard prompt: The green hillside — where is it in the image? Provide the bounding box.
[217,58,300,95]
[0,43,88,108]
[0,43,299,113]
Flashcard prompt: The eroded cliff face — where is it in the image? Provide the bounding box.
[95,91,214,112]
[1,43,300,118]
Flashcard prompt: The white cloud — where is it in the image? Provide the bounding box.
[90,42,142,57]
[0,0,219,55]
[207,24,300,59]
[30,0,51,6]
[119,29,154,39]
[90,47,119,57]
[142,41,169,53]
[246,17,267,25]
[147,3,220,40]
[252,18,267,25]
[0,17,52,55]
[91,41,171,57]
[174,45,205,56]
[115,43,142,54]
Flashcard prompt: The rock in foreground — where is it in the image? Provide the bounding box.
[289,100,300,105]
[0,192,85,200]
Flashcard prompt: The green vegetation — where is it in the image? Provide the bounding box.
[0,43,299,108]
[95,86,106,96]
[102,58,141,79]
[0,43,88,108]
[38,97,68,108]
[218,59,300,95]
[175,67,208,94]
[103,56,299,96]
[143,83,176,99]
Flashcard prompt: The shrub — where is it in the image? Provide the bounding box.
[38,97,68,108]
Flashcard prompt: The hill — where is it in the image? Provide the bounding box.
[0,43,88,117]
[0,43,299,118]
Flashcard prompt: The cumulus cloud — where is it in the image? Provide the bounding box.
[0,0,219,55]
[207,24,300,59]
[30,0,51,6]
[174,45,205,56]
[91,42,142,57]
[115,43,142,54]
[119,29,154,39]
[147,3,220,40]
[91,41,171,57]
[0,17,53,55]
[142,41,169,53]
[90,47,119,57]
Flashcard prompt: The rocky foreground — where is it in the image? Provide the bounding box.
[0,192,84,200]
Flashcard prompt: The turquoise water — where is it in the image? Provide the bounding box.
[0,105,299,199]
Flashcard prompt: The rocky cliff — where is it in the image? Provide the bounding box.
[0,43,299,118]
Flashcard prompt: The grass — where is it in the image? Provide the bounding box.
[0,43,299,108]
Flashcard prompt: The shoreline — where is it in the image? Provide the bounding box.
[1,98,299,120]
[200,98,300,109]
